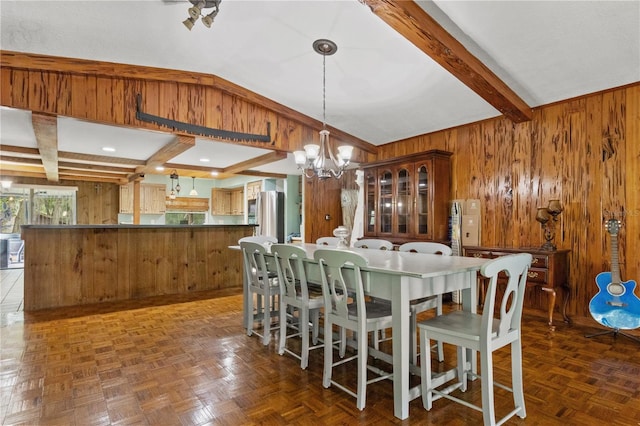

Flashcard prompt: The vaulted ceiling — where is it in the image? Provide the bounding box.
[1,0,638,184]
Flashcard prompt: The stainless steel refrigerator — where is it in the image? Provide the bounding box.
[255,191,285,242]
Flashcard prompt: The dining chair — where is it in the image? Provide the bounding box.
[418,253,532,426]
[271,244,324,369]
[240,241,281,345]
[398,242,452,365]
[238,235,278,245]
[316,236,341,246]
[353,238,394,250]
[314,249,394,410]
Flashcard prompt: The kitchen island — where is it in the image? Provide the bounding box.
[22,224,255,311]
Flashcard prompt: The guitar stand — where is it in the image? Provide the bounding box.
[585,328,640,344]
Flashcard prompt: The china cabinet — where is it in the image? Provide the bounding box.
[361,150,451,244]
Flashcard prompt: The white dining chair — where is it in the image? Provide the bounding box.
[271,244,324,369]
[314,249,394,410]
[240,241,281,345]
[353,238,394,250]
[316,236,341,247]
[398,242,452,364]
[238,235,278,245]
[418,253,532,426]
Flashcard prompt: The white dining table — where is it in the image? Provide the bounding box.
[232,242,489,420]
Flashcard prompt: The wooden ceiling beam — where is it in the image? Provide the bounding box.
[31,113,60,181]
[135,135,196,175]
[360,0,532,123]
[222,151,288,175]
[59,151,146,166]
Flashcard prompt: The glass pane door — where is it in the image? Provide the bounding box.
[415,164,429,236]
[365,171,376,234]
[379,170,393,234]
[395,166,411,235]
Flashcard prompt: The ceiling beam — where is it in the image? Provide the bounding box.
[31,113,60,181]
[136,135,196,175]
[360,0,532,123]
[59,151,146,166]
[222,151,288,175]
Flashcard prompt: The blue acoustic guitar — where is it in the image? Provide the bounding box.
[588,219,640,332]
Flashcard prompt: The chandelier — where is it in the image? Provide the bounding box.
[169,170,181,200]
[294,39,353,180]
[183,0,221,30]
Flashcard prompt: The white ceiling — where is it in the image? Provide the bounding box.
[1,0,639,178]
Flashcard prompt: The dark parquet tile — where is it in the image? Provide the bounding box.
[1,275,640,425]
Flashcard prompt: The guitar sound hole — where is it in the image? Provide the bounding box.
[608,283,625,296]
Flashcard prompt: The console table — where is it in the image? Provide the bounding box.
[464,246,571,330]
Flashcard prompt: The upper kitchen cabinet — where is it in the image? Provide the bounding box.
[211,188,244,215]
[119,183,166,214]
[362,150,451,244]
[246,180,262,201]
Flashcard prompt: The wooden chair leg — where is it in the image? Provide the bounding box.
[356,327,368,410]
[420,328,434,410]
[323,318,333,388]
[511,340,526,418]
[480,350,496,426]
[300,308,310,369]
[278,301,288,355]
[310,309,320,345]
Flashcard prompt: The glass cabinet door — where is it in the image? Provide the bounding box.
[365,171,376,234]
[378,169,393,234]
[415,163,429,237]
[395,165,411,236]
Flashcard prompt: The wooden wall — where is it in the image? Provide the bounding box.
[7,177,120,225]
[303,169,358,243]
[377,83,640,320]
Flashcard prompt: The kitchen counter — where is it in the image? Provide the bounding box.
[22,224,254,310]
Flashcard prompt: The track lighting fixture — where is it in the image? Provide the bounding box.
[183,0,221,31]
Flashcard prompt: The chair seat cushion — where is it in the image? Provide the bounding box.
[418,310,500,341]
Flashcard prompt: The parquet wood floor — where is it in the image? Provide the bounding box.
[1,270,640,425]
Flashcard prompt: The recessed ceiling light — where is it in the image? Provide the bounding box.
[102,146,116,152]
[200,158,210,163]
[155,166,165,171]
[210,171,219,176]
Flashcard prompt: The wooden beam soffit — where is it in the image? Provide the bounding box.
[31,113,60,181]
[1,50,378,155]
[359,0,532,123]
[138,135,196,173]
[222,151,288,175]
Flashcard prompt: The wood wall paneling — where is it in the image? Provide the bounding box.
[376,84,640,322]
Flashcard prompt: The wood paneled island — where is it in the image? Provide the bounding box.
[22,224,254,311]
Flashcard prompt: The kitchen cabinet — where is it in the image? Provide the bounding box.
[464,246,571,330]
[246,180,262,201]
[211,188,244,215]
[119,183,166,214]
[361,150,451,244]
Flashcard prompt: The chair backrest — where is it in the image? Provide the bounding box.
[353,239,393,250]
[238,235,278,245]
[480,253,532,343]
[314,249,368,323]
[398,242,452,255]
[271,244,310,300]
[240,241,271,288]
[316,237,341,247]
